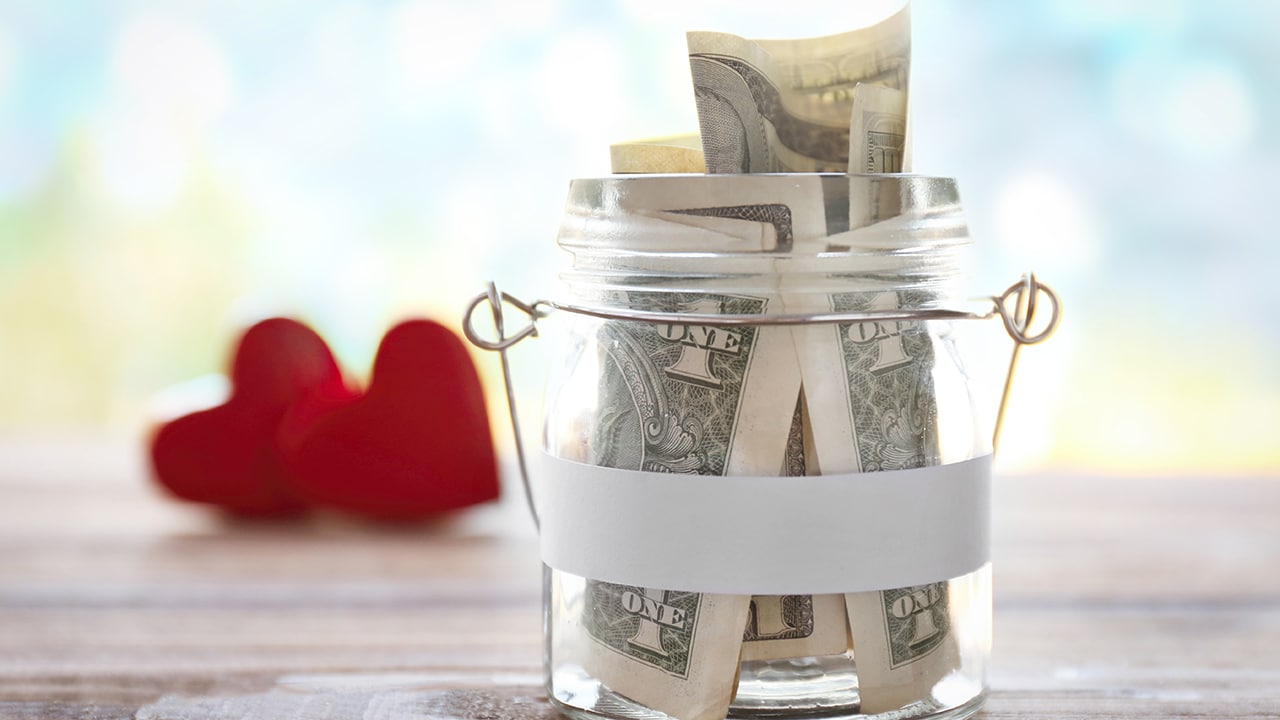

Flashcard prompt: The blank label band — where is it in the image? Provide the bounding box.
[536,453,991,595]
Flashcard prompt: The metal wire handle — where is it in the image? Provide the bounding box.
[991,273,1060,454]
[463,275,1061,528]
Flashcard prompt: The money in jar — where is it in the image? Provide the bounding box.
[530,172,995,720]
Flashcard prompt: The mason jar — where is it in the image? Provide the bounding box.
[535,174,992,720]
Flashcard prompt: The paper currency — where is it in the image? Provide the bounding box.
[684,20,917,681]
[743,394,848,662]
[562,172,871,712]
[742,593,850,662]
[848,84,908,174]
[792,285,961,714]
[580,582,748,720]
[599,171,832,253]
[688,5,910,173]
[611,134,707,174]
[845,581,959,715]
[755,34,956,713]
[575,289,801,720]
[601,174,852,667]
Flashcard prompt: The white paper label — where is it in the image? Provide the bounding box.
[536,453,991,595]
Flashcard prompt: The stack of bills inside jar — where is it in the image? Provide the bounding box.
[572,5,962,720]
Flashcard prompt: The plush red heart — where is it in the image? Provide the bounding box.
[278,319,499,520]
[149,318,355,516]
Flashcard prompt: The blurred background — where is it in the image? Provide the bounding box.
[0,0,1276,476]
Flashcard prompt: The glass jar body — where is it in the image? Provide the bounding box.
[538,174,991,720]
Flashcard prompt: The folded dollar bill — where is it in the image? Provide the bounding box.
[689,5,910,173]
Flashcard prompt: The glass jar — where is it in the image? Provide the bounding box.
[537,174,992,720]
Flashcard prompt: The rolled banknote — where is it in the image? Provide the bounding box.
[845,579,960,714]
[574,290,798,720]
[703,51,956,703]
[848,84,908,174]
[611,176,853,667]
[686,9,924,680]
[790,283,961,714]
[743,394,849,663]
[611,133,707,174]
[559,176,828,720]
[722,35,960,712]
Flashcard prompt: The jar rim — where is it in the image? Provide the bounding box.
[557,173,970,262]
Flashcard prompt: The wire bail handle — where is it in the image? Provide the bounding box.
[463,275,1061,528]
[991,273,1059,454]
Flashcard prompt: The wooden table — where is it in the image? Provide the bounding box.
[2,439,1277,719]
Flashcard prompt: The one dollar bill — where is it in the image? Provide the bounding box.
[688,5,910,173]
[792,286,961,714]
[589,175,852,667]
[849,84,908,175]
[575,289,800,720]
[743,395,848,662]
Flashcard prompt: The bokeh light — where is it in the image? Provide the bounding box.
[1,0,1277,476]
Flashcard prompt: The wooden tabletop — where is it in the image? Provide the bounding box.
[2,438,1278,719]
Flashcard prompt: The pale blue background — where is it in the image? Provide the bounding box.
[0,0,1275,472]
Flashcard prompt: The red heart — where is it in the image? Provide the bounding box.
[278,319,499,520]
[149,318,354,516]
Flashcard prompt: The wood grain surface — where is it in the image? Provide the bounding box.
[1,438,1277,719]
